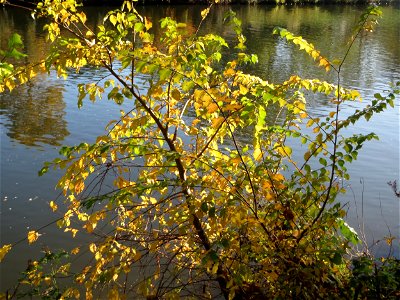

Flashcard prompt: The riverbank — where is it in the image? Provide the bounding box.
[5,0,398,7]
[81,0,396,4]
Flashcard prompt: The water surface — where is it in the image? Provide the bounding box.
[1,4,399,289]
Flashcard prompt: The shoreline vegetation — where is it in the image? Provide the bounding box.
[5,0,399,7]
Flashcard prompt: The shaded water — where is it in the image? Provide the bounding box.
[1,4,399,289]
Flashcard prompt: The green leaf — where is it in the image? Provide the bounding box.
[319,157,327,166]
[38,166,49,176]
[159,68,172,81]
[121,57,132,69]
[109,15,117,26]
[256,105,267,128]
[338,218,360,245]
[8,33,24,49]
[182,80,195,92]
[8,48,27,59]
[331,252,342,265]
[108,87,119,100]
[122,87,132,99]
[344,154,353,162]
[208,250,218,262]
[201,202,208,213]
[113,93,124,104]
[364,112,372,121]
[343,144,353,153]
[208,206,216,218]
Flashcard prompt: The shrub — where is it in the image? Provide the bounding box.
[0,1,398,299]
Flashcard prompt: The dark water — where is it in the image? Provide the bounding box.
[1,4,399,289]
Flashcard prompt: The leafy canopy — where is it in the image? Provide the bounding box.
[0,1,398,299]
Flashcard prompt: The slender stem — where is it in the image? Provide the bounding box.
[297,9,375,243]
[103,60,231,299]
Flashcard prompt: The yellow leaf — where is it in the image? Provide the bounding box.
[350,90,361,100]
[49,201,58,212]
[211,117,225,129]
[144,17,152,30]
[207,103,219,113]
[231,157,241,167]
[194,89,212,107]
[211,262,219,274]
[78,12,87,24]
[253,147,262,161]
[262,180,272,190]
[71,247,80,255]
[5,79,15,91]
[89,243,97,253]
[115,176,127,189]
[313,51,320,60]
[0,244,12,262]
[28,67,37,79]
[74,179,85,194]
[299,112,308,119]
[110,150,117,162]
[27,231,40,244]
[239,84,249,95]
[272,173,285,182]
[192,119,201,127]
[224,103,242,112]
[385,236,395,246]
[319,58,330,72]
[204,65,213,74]
[78,158,84,168]
[44,276,51,285]
[94,251,101,261]
[109,15,117,26]
[62,287,80,299]
[65,228,79,238]
[201,8,210,19]
[277,145,292,157]
[224,68,235,76]
[84,221,96,233]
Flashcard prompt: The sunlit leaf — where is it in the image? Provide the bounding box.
[0,244,12,262]
[27,231,40,244]
[49,201,58,212]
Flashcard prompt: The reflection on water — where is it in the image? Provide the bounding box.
[0,75,69,146]
[0,3,399,290]
[0,7,68,147]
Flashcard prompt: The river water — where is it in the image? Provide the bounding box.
[0,4,399,289]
